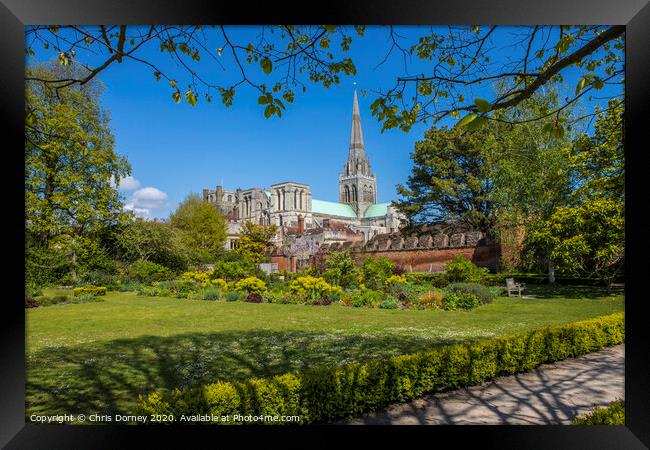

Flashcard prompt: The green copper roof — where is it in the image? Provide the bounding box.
[264,190,271,198]
[312,199,358,218]
[364,203,391,218]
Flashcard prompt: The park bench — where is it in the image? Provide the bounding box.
[506,278,525,297]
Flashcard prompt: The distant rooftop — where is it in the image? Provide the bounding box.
[311,199,357,218]
[364,202,391,218]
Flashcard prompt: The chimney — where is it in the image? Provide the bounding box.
[322,218,330,228]
[297,215,305,235]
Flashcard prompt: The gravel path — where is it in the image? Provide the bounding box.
[346,344,624,425]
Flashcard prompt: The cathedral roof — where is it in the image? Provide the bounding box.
[363,203,391,218]
[312,199,358,218]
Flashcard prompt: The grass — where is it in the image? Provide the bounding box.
[26,285,623,418]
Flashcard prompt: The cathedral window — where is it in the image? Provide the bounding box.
[352,185,358,202]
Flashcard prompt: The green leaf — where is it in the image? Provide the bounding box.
[575,77,587,95]
[170,79,177,88]
[172,91,181,103]
[260,57,273,75]
[456,113,478,128]
[258,95,270,105]
[592,78,604,89]
[185,91,197,107]
[466,116,487,131]
[264,105,274,118]
[474,98,491,113]
[542,123,554,134]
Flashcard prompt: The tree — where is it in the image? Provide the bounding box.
[169,194,227,263]
[234,221,278,264]
[525,198,624,287]
[25,25,362,119]
[112,218,188,272]
[323,250,360,289]
[572,99,624,201]
[395,122,500,233]
[25,26,623,131]
[371,25,624,133]
[25,62,131,283]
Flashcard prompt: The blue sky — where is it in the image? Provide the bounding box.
[27,26,623,219]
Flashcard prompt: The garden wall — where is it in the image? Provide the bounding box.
[321,230,501,273]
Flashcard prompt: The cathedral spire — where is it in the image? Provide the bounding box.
[349,86,365,161]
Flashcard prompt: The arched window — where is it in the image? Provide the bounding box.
[352,185,358,202]
[299,190,303,210]
[294,190,298,210]
[344,185,350,203]
[276,191,281,211]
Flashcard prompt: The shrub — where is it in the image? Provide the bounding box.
[234,277,267,296]
[211,258,255,281]
[25,296,40,308]
[349,289,385,308]
[387,281,411,303]
[444,256,489,283]
[76,293,104,304]
[417,290,444,309]
[245,293,263,303]
[37,295,70,306]
[201,286,223,301]
[81,270,117,288]
[573,399,625,425]
[361,256,395,290]
[138,313,624,424]
[379,297,399,309]
[73,285,107,297]
[404,272,449,288]
[128,260,174,283]
[310,298,333,306]
[442,290,480,311]
[225,290,244,302]
[385,274,407,287]
[116,281,144,292]
[323,251,360,289]
[289,276,341,301]
[136,285,172,297]
[447,282,497,305]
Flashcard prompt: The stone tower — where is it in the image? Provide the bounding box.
[339,87,377,217]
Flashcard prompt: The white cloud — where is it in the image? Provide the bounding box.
[124,186,168,219]
[110,175,142,192]
[118,175,141,191]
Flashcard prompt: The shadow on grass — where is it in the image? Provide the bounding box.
[26,329,464,417]
[523,284,624,299]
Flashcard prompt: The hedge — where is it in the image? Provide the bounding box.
[73,285,107,296]
[138,313,624,424]
[573,399,625,425]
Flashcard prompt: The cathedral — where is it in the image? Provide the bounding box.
[203,88,405,250]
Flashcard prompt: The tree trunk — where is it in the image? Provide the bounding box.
[548,259,556,284]
[71,247,77,285]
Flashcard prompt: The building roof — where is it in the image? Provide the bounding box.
[363,202,391,218]
[264,190,271,198]
[312,199,358,218]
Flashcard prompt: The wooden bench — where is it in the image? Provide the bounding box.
[506,278,525,297]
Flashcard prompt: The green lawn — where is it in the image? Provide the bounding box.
[26,286,623,417]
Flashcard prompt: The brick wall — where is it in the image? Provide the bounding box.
[349,244,500,273]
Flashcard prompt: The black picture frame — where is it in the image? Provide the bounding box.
[2,1,648,447]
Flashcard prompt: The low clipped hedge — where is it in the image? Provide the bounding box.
[73,285,107,296]
[138,313,624,424]
[573,399,625,425]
